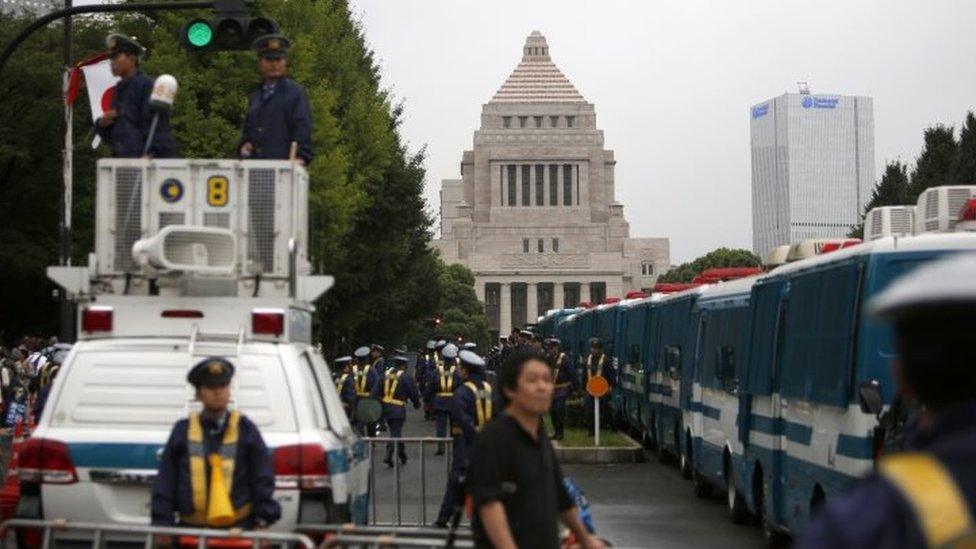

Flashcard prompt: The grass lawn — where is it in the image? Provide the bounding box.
[543,415,634,448]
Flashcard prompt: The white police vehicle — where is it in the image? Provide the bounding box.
[36,159,369,542]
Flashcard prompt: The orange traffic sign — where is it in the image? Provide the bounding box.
[586,375,610,398]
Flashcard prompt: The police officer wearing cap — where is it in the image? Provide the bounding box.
[333,356,355,418]
[798,255,976,549]
[351,346,380,436]
[583,338,614,436]
[426,342,461,455]
[239,34,313,165]
[95,33,174,158]
[546,338,576,440]
[151,358,279,532]
[371,356,421,467]
[434,349,495,528]
[417,340,437,412]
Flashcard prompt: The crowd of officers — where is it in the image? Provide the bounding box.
[0,337,65,432]
[329,329,618,529]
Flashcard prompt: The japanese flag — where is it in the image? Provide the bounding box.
[66,53,120,148]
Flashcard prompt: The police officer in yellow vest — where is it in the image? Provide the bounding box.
[798,255,976,549]
[583,337,614,436]
[371,355,421,467]
[151,357,280,532]
[426,342,461,455]
[434,349,495,527]
[333,356,355,418]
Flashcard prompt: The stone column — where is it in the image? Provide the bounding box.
[553,282,564,309]
[580,281,591,304]
[474,279,486,303]
[499,282,512,336]
[526,282,538,323]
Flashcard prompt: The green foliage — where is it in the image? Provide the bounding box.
[401,261,490,351]
[848,161,910,238]
[951,112,976,188]
[0,1,443,347]
[656,248,762,283]
[908,125,958,201]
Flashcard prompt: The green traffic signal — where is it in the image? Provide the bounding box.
[185,20,214,48]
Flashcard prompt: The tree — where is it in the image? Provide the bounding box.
[908,125,958,201]
[656,248,762,283]
[848,161,911,238]
[950,112,976,187]
[402,261,490,351]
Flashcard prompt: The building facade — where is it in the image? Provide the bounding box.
[434,31,670,341]
[750,92,874,255]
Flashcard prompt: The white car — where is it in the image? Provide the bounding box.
[17,331,368,543]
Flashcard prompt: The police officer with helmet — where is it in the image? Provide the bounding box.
[426,342,461,455]
[372,355,422,467]
[95,34,174,158]
[333,356,355,418]
[798,255,976,549]
[151,357,279,536]
[351,346,380,436]
[583,338,614,435]
[434,349,495,528]
[239,34,313,164]
[546,337,576,440]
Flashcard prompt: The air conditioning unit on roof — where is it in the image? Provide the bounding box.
[915,186,976,234]
[864,205,915,241]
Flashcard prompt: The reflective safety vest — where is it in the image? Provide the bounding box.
[586,354,605,380]
[553,353,569,388]
[335,373,350,395]
[353,363,372,396]
[437,364,456,396]
[183,411,251,526]
[463,381,493,431]
[881,452,976,548]
[383,370,405,406]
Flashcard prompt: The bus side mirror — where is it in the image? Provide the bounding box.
[858,380,883,417]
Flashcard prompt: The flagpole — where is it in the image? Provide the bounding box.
[59,0,73,341]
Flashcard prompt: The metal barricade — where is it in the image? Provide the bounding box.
[362,437,453,526]
[299,524,474,549]
[0,518,316,548]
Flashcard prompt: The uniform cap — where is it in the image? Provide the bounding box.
[545,337,561,347]
[441,343,459,359]
[393,356,410,365]
[870,254,976,319]
[252,33,290,59]
[106,33,146,58]
[435,339,447,349]
[458,350,486,373]
[519,329,534,337]
[354,346,370,359]
[371,343,385,352]
[589,337,602,348]
[334,356,352,365]
[187,357,235,388]
[426,340,437,350]
[462,342,477,350]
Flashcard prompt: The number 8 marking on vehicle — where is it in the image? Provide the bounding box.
[207,176,229,207]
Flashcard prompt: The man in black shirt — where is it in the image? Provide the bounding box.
[466,348,605,549]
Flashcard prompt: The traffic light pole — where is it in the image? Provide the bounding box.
[59,0,73,341]
[0,1,225,77]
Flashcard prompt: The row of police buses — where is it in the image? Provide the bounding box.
[536,186,976,545]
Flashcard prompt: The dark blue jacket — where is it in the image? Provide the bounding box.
[798,401,976,549]
[450,373,495,455]
[95,71,173,158]
[426,361,461,411]
[371,369,421,421]
[551,352,577,399]
[151,413,280,528]
[335,371,357,413]
[240,77,313,163]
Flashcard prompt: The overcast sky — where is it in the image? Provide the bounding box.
[349,0,975,263]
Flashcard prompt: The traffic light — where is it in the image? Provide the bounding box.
[180,10,278,52]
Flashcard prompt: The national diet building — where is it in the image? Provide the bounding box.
[434,31,670,341]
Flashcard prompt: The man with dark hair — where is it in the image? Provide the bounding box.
[466,347,605,549]
[95,33,173,158]
[798,255,976,549]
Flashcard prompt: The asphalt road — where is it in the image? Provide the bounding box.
[365,408,765,548]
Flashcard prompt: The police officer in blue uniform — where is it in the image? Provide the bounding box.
[546,337,576,440]
[351,346,381,436]
[583,338,614,435]
[95,34,173,158]
[333,356,355,419]
[151,357,279,531]
[239,34,313,164]
[434,349,495,527]
[372,355,421,467]
[798,256,976,549]
[417,340,436,417]
[426,342,461,455]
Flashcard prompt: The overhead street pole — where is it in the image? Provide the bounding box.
[59,0,73,341]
